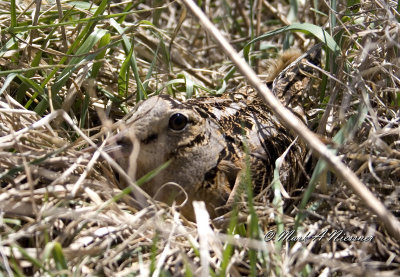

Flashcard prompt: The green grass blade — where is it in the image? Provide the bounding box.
[13,244,54,277]
[110,19,147,101]
[149,233,158,275]
[152,0,164,26]
[16,50,43,102]
[288,0,299,21]
[52,28,107,96]
[330,0,337,29]
[17,74,48,109]
[108,159,172,204]
[10,0,17,28]
[79,92,90,128]
[91,32,111,78]
[0,33,22,57]
[14,6,76,102]
[244,23,340,63]
[0,144,70,181]
[116,2,135,23]
[136,160,172,187]
[241,133,260,277]
[34,100,50,115]
[143,42,160,92]
[10,259,25,277]
[98,87,123,104]
[155,78,215,95]
[294,101,368,230]
[176,73,195,98]
[3,10,147,34]
[40,0,108,90]
[0,73,17,96]
[118,38,134,97]
[66,1,98,11]
[43,242,68,275]
[283,0,298,48]
[398,0,400,21]
[218,211,237,277]
[217,66,236,94]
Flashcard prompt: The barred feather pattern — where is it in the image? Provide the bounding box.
[111,46,321,220]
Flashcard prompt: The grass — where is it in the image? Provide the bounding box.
[1,0,400,276]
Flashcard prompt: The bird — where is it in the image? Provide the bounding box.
[107,45,320,220]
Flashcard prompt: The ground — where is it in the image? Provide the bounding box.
[0,0,399,276]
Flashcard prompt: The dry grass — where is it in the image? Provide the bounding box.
[0,0,399,276]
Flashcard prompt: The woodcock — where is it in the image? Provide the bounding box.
[109,45,321,220]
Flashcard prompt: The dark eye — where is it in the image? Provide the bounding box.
[169,113,188,131]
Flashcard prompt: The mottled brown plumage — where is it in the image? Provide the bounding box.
[110,46,320,220]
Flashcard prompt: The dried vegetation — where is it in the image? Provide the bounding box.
[0,0,399,276]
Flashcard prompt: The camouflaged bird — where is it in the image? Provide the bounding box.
[110,45,320,220]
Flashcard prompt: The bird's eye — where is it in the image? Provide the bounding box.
[169,113,188,131]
